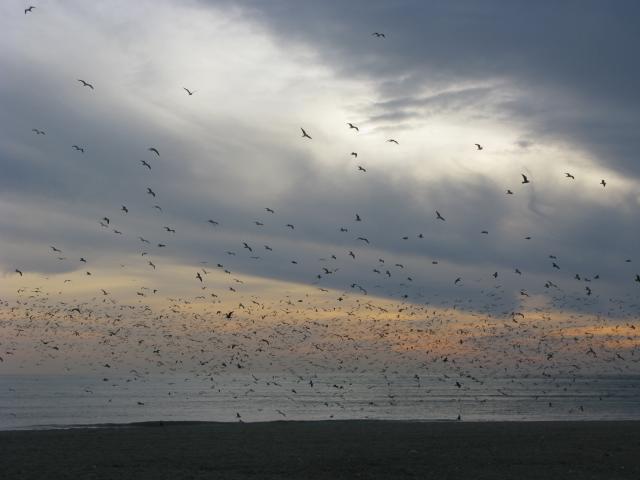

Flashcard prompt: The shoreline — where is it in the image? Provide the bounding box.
[1,420,639,479]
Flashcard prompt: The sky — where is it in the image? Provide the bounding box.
[0,1,639,374]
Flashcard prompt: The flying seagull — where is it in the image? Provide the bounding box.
[148,147,160,156]
[372,32,386,38]
[183,87,195,95]
[32,128,45,135]
[347,123,359,132]
[25,6,35,14]
[301,128,312,139]
[521,174,530,184]
[474,143,483,150]
[600,179,606,187]
[146,187,156,197]
[77,79,94,90]
[72,145,84,153]
[436,211,445,221]
[565,173,575,179]
[387,139,399,144]
[141,160,151,170]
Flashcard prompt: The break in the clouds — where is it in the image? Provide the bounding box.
[1,0,639,314]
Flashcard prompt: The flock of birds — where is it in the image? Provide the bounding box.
[3,7,639,421]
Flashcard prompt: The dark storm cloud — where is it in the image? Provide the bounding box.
[218,0,640,176]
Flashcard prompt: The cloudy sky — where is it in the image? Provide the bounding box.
[1,0,639,320]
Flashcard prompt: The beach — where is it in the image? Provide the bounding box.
[1,421,639,479]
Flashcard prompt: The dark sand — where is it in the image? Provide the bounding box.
[1,421,639,479]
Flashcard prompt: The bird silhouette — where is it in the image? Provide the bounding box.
[387,139,399,144]
[183,87,195,95]
[347,123,359,132]
[148,147,160,156]
[72,145,85,153]
[565,173,575,179]
[600,179,606,187]
[25,6,35,14]
[372,32,386,38]
[474,143,483,150]
[436,211,445,221]
[301,128,312,139]
[521,174,530,184]
[77,79,94,90]
[146,187,156,197]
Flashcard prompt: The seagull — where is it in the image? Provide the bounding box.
[148,261,156,270]
[286,224,295,229]
[521,174,530,184]
[72,145,84,153]
[141,160,151,170]
[163,226,176,233]
[355,214,361,222]
[301,128,312,139]
[356,237,369,244]
[266,208,275,213]
[372,32,386,38]
[148,147,160,156]
[454,278,461,285]
[506,190,513,195]
[15,269,23,276]
[77,79,94,90]
[196,272,203,282]
[635,274,640,283]
[32,128,45,135]
[146,187,156,197]
[435,211,445,221]
[351,152,358,158]
[600,179,606,187]
[565,173,575,179]
[183,87,195,95]
[242,242,253,252]
[347,123,359,132]
[153,205,162,212]
[50,246,62,253]
[25,6,36,14]
[474,143,483,150]
[358,165,367,172]
[121,206,128,213]
[208,219,219,226]
[387,139,399,144]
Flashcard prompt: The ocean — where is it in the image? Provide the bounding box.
[1,373,639,430]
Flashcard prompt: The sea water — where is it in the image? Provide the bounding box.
[1,373,639,430]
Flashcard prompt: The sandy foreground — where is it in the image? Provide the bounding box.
[1,420,639,479]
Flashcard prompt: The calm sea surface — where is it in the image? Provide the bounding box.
[1,374,638,430]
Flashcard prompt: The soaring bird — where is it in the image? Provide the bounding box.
[357,237,370,244]
[183,87,195,95]
[146,187,156,197]
[387,139,399,144]
[565,173,575,179]
[265,208,275,213]
[15,269,23,276]
[77,79,94,90]
[351,152,358,158]
[372,32,386,38]
[153,205,162,212]
[50,246,62,253]
[163,226,176,233]
[600,179,606,187]
[148,147,160,156]
[436,211,445,221]
[196,272,203,282]
[357,165,367,172]
[25,6,35,14]
[506,189,513,195]
[454,278,461,285]
[474,143,483,150]
[301,128,312,139]
[521,174,530,184]
[347,123,359,132]
[141,160,151,170]
[121,206,128,213]
[32,128,45,135]
[635,274,640,283]
[72,145,84,153]
[355,214,361,222]
[148,261,156,270]
[286,224,295,229]
[242,242,253,252]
